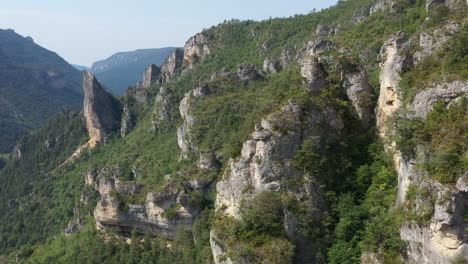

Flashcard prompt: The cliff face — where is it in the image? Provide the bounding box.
[212,100,343,263]
[90,166,209,239]
[5,0,467,262]
[82,70,121,148]
[375,26,467,263]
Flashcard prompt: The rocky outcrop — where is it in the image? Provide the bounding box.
[281,45,297,68]
[370,0,397,14]
[125,83,151,105]
[263,58,280,74]
[315,24,329,36]
[375,32,411,138]
[120,104,133,137]
[197,150,220,169]
[298,40,334,91]
[184,33,211,68]
[177,91,198,159]
[91,166,209,239]
[425,0,465,12]
[399,179,468,263]
[237,64,261,82]
[158,48,184,85]
[212,100,344,263]
[143,64,161,89]
[374,28,467,263]
[64,218,84,236]
[409,81,468,118]
[413,21,461,63]
[12,140,24,160]
[343,66,375,128]
[82,70,121,148]
[151,86,172,132]
[350,8,370,25]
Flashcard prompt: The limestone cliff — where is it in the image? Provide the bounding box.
[90,166,210,239]
[184,33,211,69]
[83,70,121,148]
[212,100,344,264]
[375,32,411,139]
[375,30,467,263]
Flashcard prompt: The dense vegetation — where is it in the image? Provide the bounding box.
[0,29,83,153]
[0,0,466,263]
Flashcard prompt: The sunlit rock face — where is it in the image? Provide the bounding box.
[82,70,121,148]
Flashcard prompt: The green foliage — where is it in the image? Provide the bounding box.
[327,141,405,264]
[0,29,82,153]
[24,209,214,264]
[191,67,306,159]
[0,112,89,254]
[399,24,468,104]
[392,98,468,183]
[213,192,294,263]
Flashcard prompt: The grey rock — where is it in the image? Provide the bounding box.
[82,70,121,148]
[184,33,210,69]
[425,0,445,12]
[300,39,335,57]
[414,21,461,63]
[400,179,468,263]
[409,81,468,118]
[370,0,397,14]
[212,100,344,263]
[350,8,370,25]
[177,91,198,159]
[120,104,133,137]
[13,140,24,160]
[300,57,328,91]
[158,48,184,85]
[263,58,280,74]
[316,24,329,36]
[94,180,206,239]
[64,218,84,236]
[210,69,237,80]
[376,32,412,138]
[360,252,383,264]
[343,66,375,128]
[125,83,151,105]
[197,150,219,169]
[456,173,467,192]
[143,64,161,89]
[237,64,261,82]
[281,45,297,68]
[152,87,171,132]
[193,84,212,97]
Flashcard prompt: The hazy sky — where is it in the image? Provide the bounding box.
[0,0,337,66]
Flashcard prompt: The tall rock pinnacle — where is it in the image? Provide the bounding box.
[83,70,121,148]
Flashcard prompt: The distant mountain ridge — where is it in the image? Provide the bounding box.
[90,47,177,95]
[0,28,83,153]
[72,64,90,71]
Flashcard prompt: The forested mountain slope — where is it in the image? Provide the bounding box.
[91,48,177,95]
[0,29,83,154]
[0,0,466,263]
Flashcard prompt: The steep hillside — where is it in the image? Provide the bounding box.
[91,48,177,95]
[0,0,466,263]
[0,29,83,153]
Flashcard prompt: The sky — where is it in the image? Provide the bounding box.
[0,0,337,67]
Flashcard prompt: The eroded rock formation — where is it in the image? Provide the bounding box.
[212,100,344,263]
[83,70,121,148]
[91,166,209,239]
